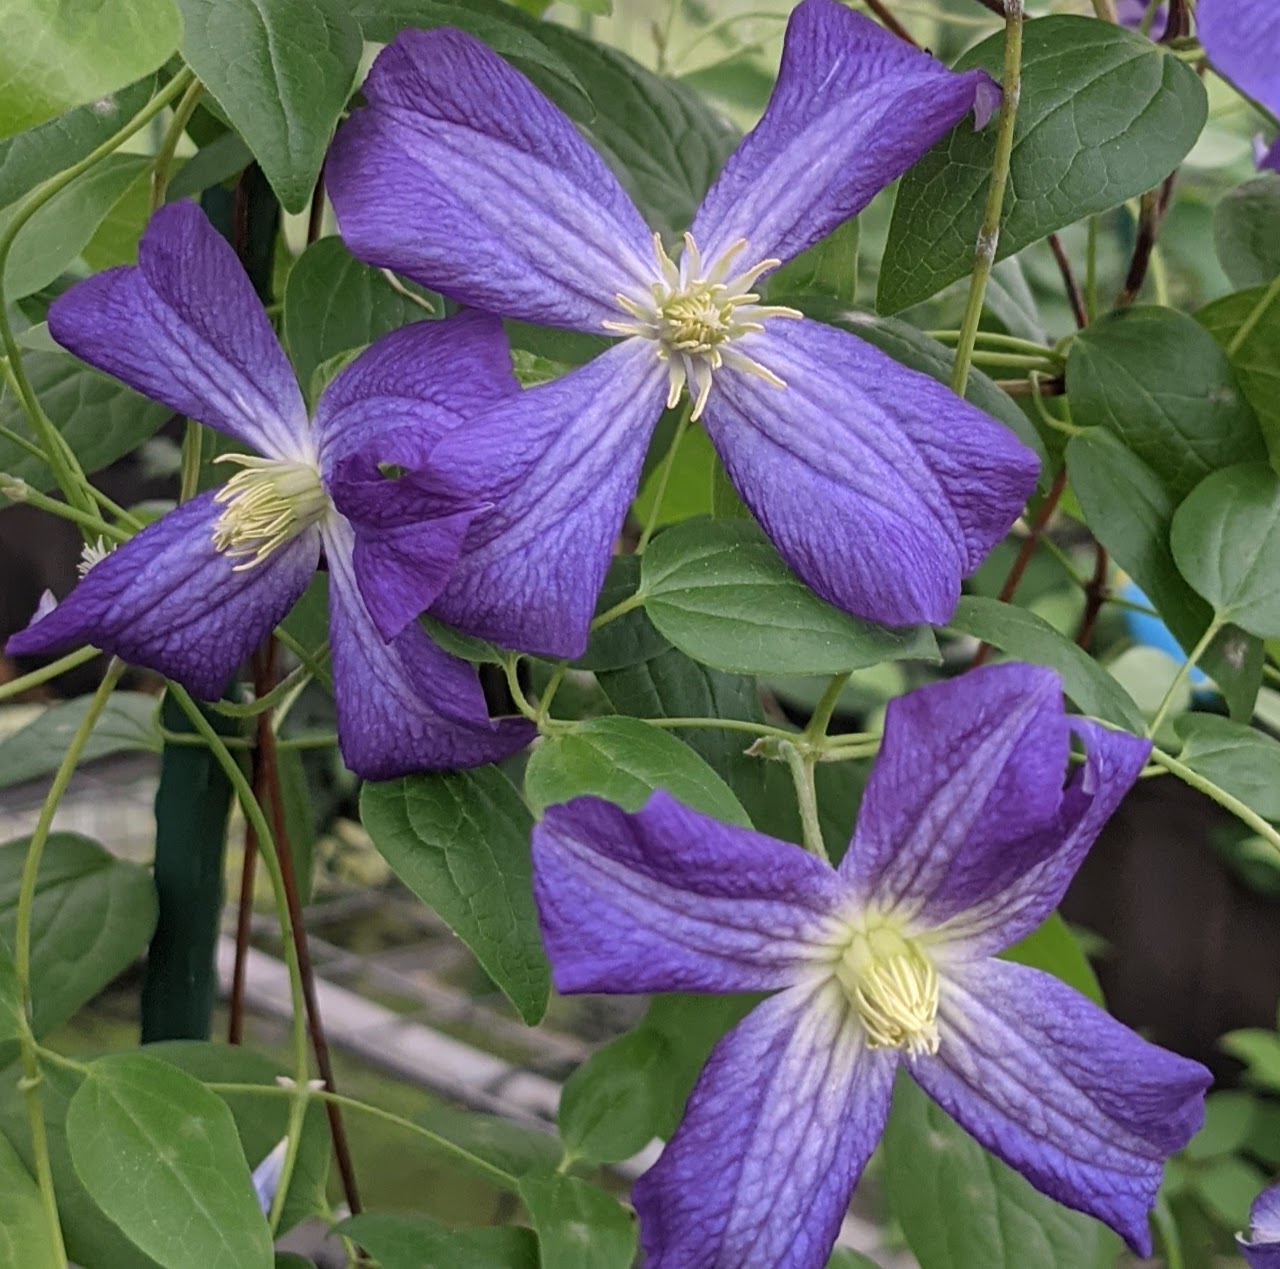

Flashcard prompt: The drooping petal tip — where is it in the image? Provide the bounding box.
[1240,1181,1280,1268]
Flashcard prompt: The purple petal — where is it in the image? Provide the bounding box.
[5,494,317,698]
[324,521,534,779]
[350,510,478,643]
[931,716,1151,955]
[634,981,897,1269]
[1241,1182,1280,1268]
[532,791,848,996]
[909,958,1210,1256]
[313,312,520,470]
[703,318,1039,626]
[427,339,666,658]
[48,202,306,458]
[327,28,654,332]
[1199,0,1280,123]
[690,0,996,267]
[1256,134,1280,174]
[841,665,1150,950]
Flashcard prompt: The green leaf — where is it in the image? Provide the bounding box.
[1175,714,1280,820]
[0,1,180,139]
[0,833,157,1054]
[283,236,438,390]
[0,77,155,209]
[768,219,860,306]
[641,519,939,677]
[143,1041,330,1234]
[1198,286,1280,467]
[596,647,808,843]
[1184,1091,1255,1162]
[415,1106,559,1188]
[806,305,1046,465]
[166,131,254,202]
[0,692,161,790]
[66,1053,273,1269]
[1065,307,1266,501]
[360,767,550,1024]
[0,1129,61,1269]
[0,1062,162,1268]
[524,716,750,826]
[631,424,717,538]
[879,16,1207,313]
[1002,913,1103,1006]
[1067,428,1262,722]
[1221,1028,1280,1091]
[336,1213,539,1268]
[0,349,172,491]
[558,1028,671,1165]
[176,0,362,213]
[517,1173,637,1269]
[559,993,753,1167]
[529,20,738,236]
[1193,1154,1269,1229]
[1213,173,1280,288]
[349,0,589,119]
[948,596,1145,731]
[1170,463,1280,636]
[0,940,20,1045]
[574,555,671,672]
[1,153,150,299]
[885,1077,1113,1269]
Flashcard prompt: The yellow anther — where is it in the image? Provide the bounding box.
[837,927,941,1058]
[211,454,329,571]
[604,232,801,420]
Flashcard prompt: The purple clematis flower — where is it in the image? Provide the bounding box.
[5,202,534,779]
[326,0,1040,659]
[1198,0,1280,172]
[1242,1181,1280,1268]
[532,664,1211,1267]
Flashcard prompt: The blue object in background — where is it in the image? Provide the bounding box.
[1119,580,1210,689]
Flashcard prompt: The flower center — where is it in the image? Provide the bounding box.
[603,232,801,420]
[836,925,940,1058]
[211,454,329,571]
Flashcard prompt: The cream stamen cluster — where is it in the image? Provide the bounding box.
[211,454,329,571]
[604,232,802,419]
[836,924,941,1057]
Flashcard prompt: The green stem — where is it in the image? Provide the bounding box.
[780,741,828,861]
[590,591,647,630]
[0,474,129,541]
[203,1082,517,1191]
[1149,746,1280,861]
[0,419,49,465]
[150,76,204,210]
[0,69,195,516]
[536,663,569,724]
[274,629,332,694]
[1085,217,1099,322]
[167,683,312,1233]
[178,420,203,504]
[1227,271,1280,357]
[211,663,314,719]
[927,330,1060,360]
[14,658,124,1264]
[637,400,693,553]
[805,673,851,741]
[0,646,99,702]
[1147,617,1222,738]
[502,656,544,727]
[950,0,1024,398]
[643,715,799,742]
[1028,372,1082,437]
[967,352,1059,371]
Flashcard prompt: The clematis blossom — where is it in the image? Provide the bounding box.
[532,664,1211,1268]
[327,0,1040,659]
[1242,1182,1280,1269]
[5,202,534,779]
[1198,0,1280,171]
